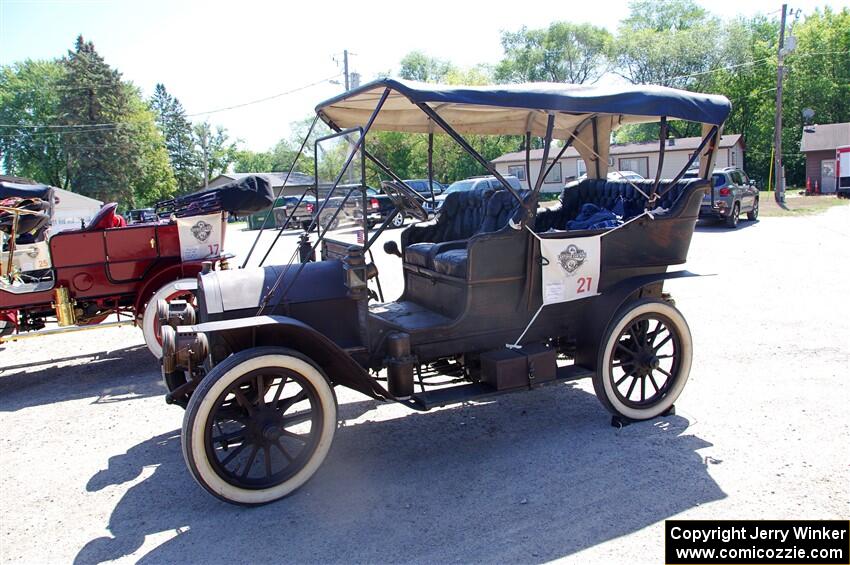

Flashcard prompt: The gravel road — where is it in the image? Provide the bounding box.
[1,204,848,564]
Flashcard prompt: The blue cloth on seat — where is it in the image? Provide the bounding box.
[566,203,623,230]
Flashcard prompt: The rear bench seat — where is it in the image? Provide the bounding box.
[534,178,702,232]
[403,187,528,278]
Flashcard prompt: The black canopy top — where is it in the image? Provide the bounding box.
[0,181,55,202]
[316,79,732,137]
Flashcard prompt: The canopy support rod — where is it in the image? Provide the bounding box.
[533,114,556,192]
[592,117,600,178]
[648,116,668,205]
[656,125,719,198]
[249,116,319,268]
[541,116,594,182]
[362,149,416,194]
[541,137,572,183]
[427,132,436,206]
[415,102,524,206]
[257,88,391,314]
[524,132,531,188]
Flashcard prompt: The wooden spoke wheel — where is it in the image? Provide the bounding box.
[593,299,692,421]
[182,347,336,505]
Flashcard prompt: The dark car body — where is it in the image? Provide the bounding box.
[158,79,732,506]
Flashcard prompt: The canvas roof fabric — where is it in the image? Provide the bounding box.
[315,79,732,138]
[492,134,743,163]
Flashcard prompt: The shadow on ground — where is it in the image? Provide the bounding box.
[695,218,759,232]
[75,383,725,564]
[0,344,162,411]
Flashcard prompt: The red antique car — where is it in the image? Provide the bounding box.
[0,176,273,357]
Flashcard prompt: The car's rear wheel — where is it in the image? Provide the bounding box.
[390,213,405,228]
[725,203,740,228]
[182,347,337,505]
[747,198,759,221]
[142,278,196,358]
[592,299,692,421]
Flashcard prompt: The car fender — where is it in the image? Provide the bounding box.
[180,315,390,401]
[575,270,705,369]
[133,263,204,316]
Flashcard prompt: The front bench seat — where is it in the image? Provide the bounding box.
[430,189,529,278]
[404,186,494,269]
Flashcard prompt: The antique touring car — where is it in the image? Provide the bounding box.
[159,80,731,505]
[0,176,272,356]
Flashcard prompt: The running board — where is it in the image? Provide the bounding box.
[0,320,135,343]
[400,364,594,411]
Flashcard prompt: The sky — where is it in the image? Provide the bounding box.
[0,0,841,151]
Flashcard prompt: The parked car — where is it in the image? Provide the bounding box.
[0,175,273,357]
[366,180,447,228]
[687,167,758,228]
[272,196,317,231]
[160,79,730,506]
[573,170,645,184]
[432,175,522,212]
[404,179,446,198]
[125,208,157,224]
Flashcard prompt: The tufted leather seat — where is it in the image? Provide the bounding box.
[403,186,495,268]
[429,189,530,278]
[432,248,469,277]
[535,179,701,232]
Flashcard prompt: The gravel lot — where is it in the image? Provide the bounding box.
[1,204,848,564]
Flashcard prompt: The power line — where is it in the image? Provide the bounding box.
[0,73,343,131]
[665,49,849,82]
[185,73,342,117]
[0,122,123,129]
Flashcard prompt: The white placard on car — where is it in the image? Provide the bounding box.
[0,241,51,273]
[176,212,224,261]
[539,235,602,304]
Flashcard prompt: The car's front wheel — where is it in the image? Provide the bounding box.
[592,299,692,421]
[182,347,337,505]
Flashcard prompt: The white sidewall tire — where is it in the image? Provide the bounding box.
[182,349,337,506]
[596,299,692,420]
[141,278,195,358]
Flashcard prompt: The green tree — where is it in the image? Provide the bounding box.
[781,7,850,186]
[233,149,274,173]
[399,51,453,82]
[58,35,174,205]
[0,59,67,187]
[150,83,199,192]
[495,22,613,84]
[193,121,236,187]
[615,0,722,89]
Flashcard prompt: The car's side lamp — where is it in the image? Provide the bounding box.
[343,247,369,294]
[383,241,402,257]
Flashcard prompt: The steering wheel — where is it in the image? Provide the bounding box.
[380,181,429,222]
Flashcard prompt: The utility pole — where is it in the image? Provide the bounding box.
[199,126,209,188]
[343,49,350,91]
[774,3,787,204]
